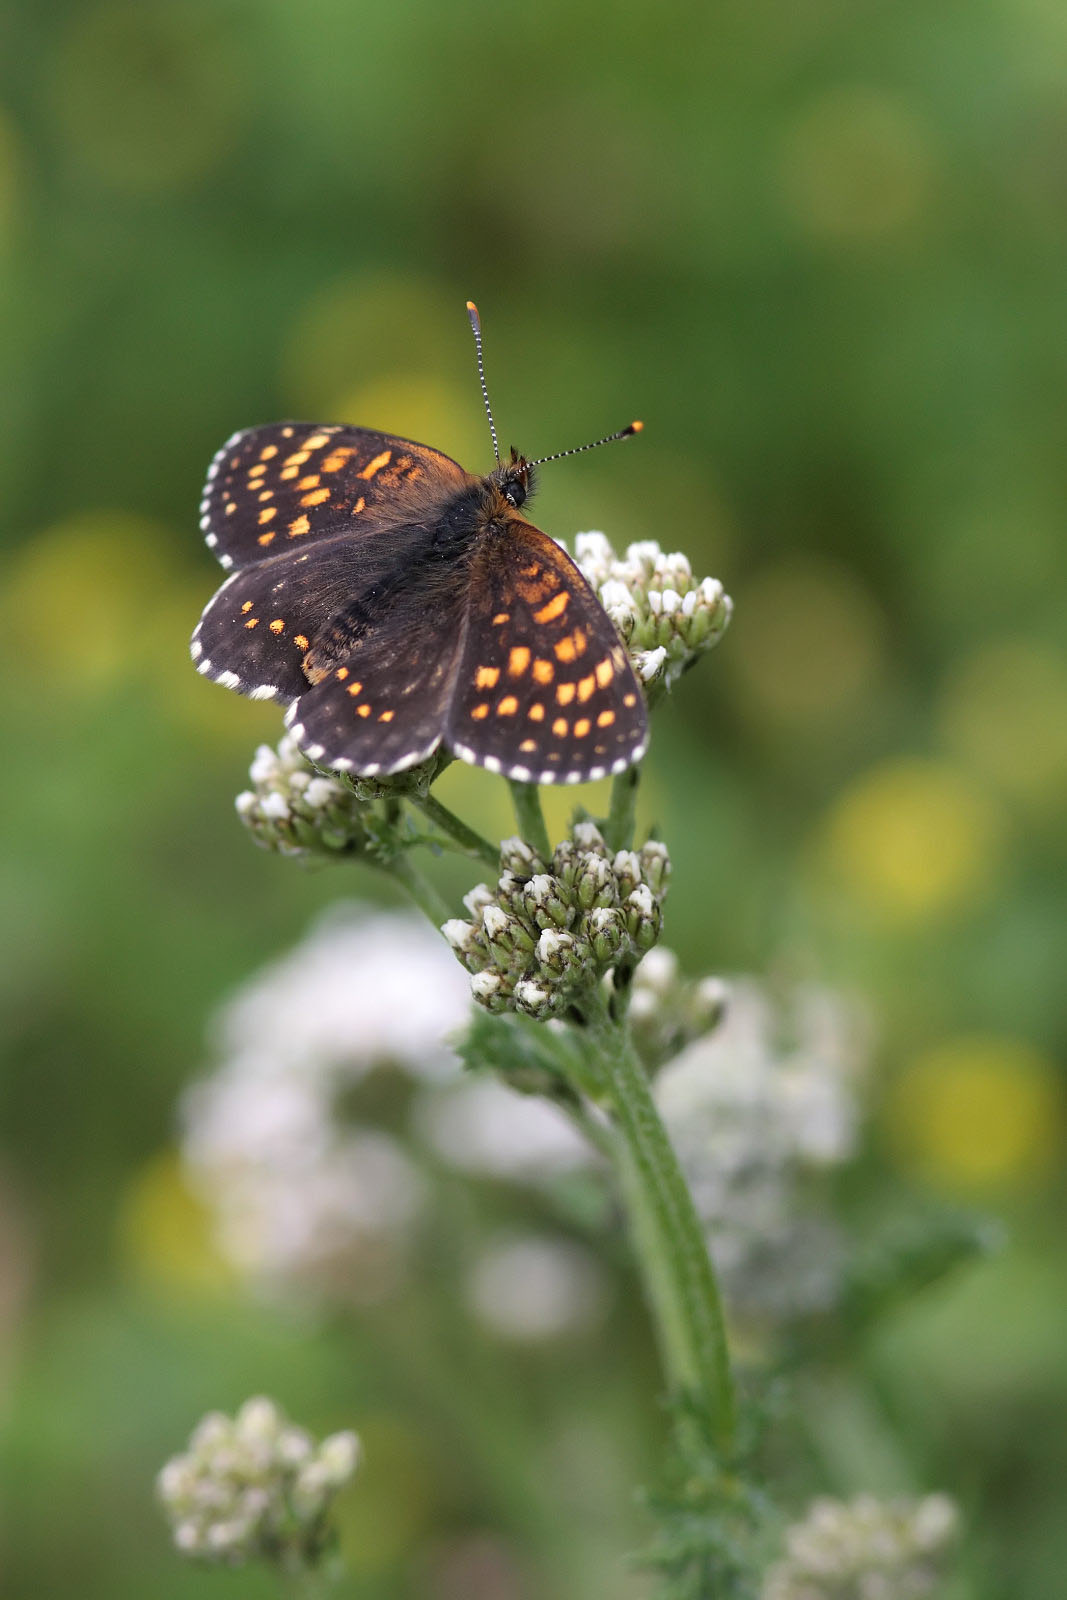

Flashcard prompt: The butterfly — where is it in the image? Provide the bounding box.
[191,302,649,785]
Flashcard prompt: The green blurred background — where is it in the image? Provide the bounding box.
[2,1,1065,1595]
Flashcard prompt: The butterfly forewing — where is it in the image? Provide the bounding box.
[448,519,648,783]
[199,423,471,570]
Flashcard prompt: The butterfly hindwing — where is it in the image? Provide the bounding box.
[199,423,472,570]
[284,565,471,775]
[447,519,649,783]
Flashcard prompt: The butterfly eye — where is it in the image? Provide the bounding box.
[504,481,526,509]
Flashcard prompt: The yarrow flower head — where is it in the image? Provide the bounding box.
[762,1493,959,1600]
[573,532,732,696]
[235,734,449,859]
[443,823,670,1019]
[157,1396,360,1571]
[236,734,373,858]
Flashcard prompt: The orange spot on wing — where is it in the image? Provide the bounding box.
[269,619,285,634]
[471,703,490,720]
[245,617,259,629]
[497,695,518,715]
[336,667,348,679]
[257,530,276,545]
[597,709,615,727]
[323,449,352,472]
[574,718,591,737]
[300,488,330,507]
[552,717,568,737]
[280,466,299,480]
[556,683,576,706]
[623,692,638,707]
[241,600,253,613]
[520,563,540,578]
[507,646,530,677]
[533,591,569,624]
[289,515,310,537]
[258,507,276,525]
[225,501,236,514]
[520,739,537,753]
[297,474,320,490]
[346,681,364,696]
[258,489,274,501]
[358,450,392,479]
[378,709,394,722]
[284,450,311,467]
[357,703,372,717]
[595,658,614,688]
[259,445,278,460]
[529,703,545,721]
[352,496,366,515]
[492,612,510,625]
[303,432,331,450]
[294,634,309,651]
[554,635,577,662]
[532,658,554,684]
[475,665,500,689]
[577,674,596,702]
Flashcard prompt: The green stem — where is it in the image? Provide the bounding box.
[383,853,452,927]
[604,763,640,851]
[589,1005,735,1451]
[409,791,499,868]
[507,780,552,860]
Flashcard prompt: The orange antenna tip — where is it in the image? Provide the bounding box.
[628,420,644,433]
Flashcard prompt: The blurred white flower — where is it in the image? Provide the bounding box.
[763,1493,959,1600]
[654,980,870,1322]
[182,905,470,1298]
[212,901,470,1085]
[158,1396,360,1569]
[413,1076,593,1182]
[465,1233,608,1342]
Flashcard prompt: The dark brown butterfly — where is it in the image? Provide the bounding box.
[191,303,648,784]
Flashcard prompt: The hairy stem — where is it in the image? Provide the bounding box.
[507,780,552,860]
[604,764,640,852]
[589,1004,735,1451]
[410,791,499,868]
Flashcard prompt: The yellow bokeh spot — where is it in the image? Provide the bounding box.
[817,758,1005,923]
[281,273,462,420]
[2,512,176,692]
[939,638,1067,812]
[116,1149,233,1297]
[782,86,933,242]
[330,373,484,473]
[886,1036,1062,1194]
[727,557,886,728]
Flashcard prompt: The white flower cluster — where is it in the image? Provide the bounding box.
[655,980,870,1322]
[573,532,732,694]
[762,1494,959,1600]
[443,825,669,1020]
[181,905,470,1297]
[157,1396,359,1567]
[235,734,371,858]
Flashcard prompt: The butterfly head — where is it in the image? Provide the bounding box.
[488,447,536,511]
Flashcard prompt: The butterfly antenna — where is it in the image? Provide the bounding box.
[527,419,643,469]
[466,300,500,466]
